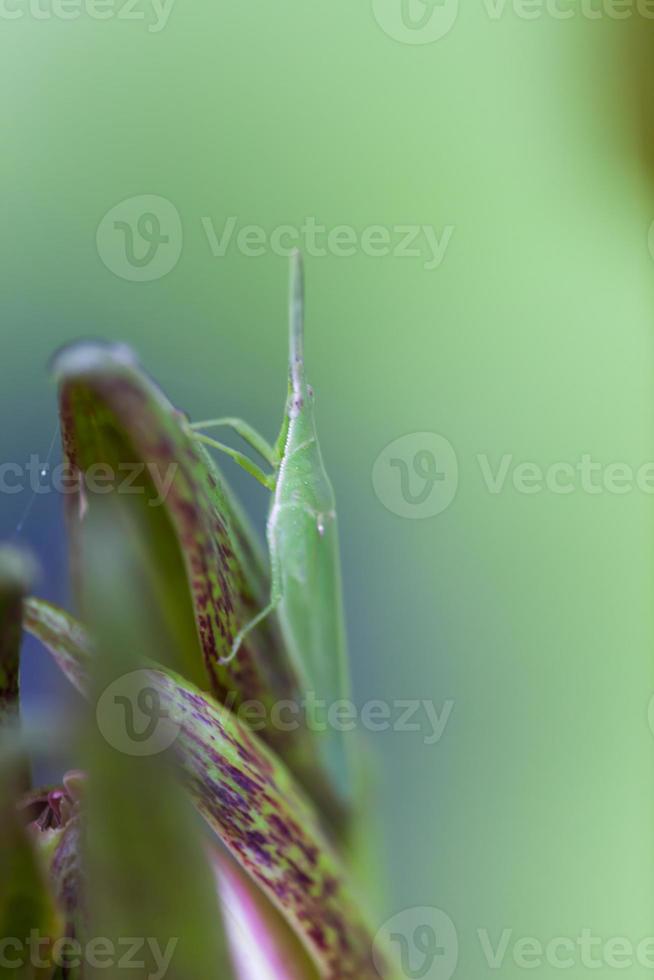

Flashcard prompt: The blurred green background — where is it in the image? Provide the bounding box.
[3,1,654,975]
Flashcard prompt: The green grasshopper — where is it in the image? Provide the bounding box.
[190,254,352,801]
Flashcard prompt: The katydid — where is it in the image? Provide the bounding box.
[190,253,352,800]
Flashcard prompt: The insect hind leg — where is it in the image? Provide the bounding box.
[219,550,283,665]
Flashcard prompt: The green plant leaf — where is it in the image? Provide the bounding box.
[213,848,319,980]
[24,787,86,980]
[0,748,63,980]
[76,501,237,980]
[0,546,86,980]
[0,550,61,978]
[0,546,36,729]
[25,586,393,978]
[150,667,385,978]
[23,599,90,696]
[51,341,347,823]
[0,765,61,979]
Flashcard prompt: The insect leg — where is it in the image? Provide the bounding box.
[193,434,275,489]
[219,543,284,665]
[190,417,278,467]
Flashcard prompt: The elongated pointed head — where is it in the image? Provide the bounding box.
[289,250,306,395]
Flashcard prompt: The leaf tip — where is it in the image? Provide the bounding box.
[49,339,140,384]
[0,544,38,593]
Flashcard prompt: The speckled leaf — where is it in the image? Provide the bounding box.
[151,669,387,979]
[213,848,319,980]
[23,598,90,696]
[51,341,346,823]
[24,583,392,979]
[0,546,35,729]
